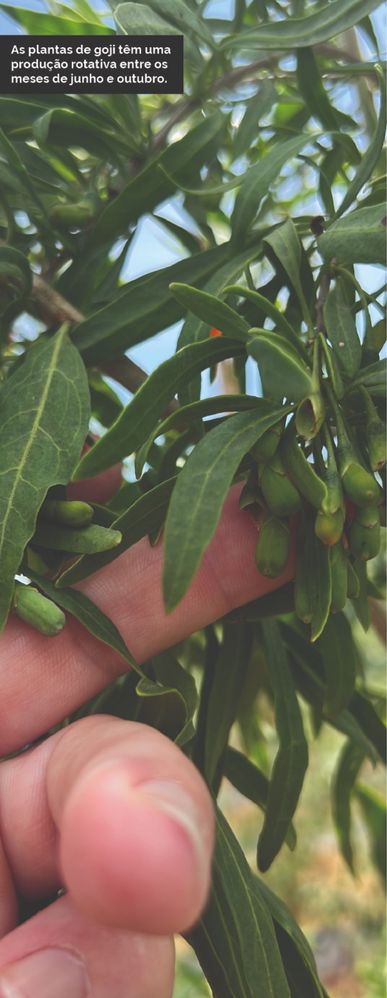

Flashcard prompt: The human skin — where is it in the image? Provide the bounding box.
[0,484,294,997]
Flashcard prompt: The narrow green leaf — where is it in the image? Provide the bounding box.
[247,331,313,403]
[177,244,265,352]
[0,328,90,632]
[257,879,325,998]
[56,477,177,588]
[348,358,387,398]
[264,219,312,328]
[349,692,386,765]
[296,48,340,132]
[136,393,262,478]
[0,246,32,334]
[336,64,386,218]
[136,652,198,746]
[282,623,380,763]
[332,739,365,873]
[315,613,357,715]
[318,204,386,265]
[202,623,252,792]
[223,0,380,50]
[33,108,128,162]
[257,620,308,872]
[187,808,291,998]
[227,582,295,622]
[231,136,309,249]
[29,574,142,674]
[163,403,289,611]
[169,283,250,341]
[74,338,244,479]
[224,747,296,850]
[145,0,214,46]
[115,0,180,35]
[324,279,362,378]
[73,243,230,362]
[233,82,277,160]
[224,284,308,361]
[354,784,386,886]
[0,4,112,33]
[89,113,226,247]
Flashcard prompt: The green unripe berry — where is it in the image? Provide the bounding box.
[349,506,381,560]
[255,514,290,578]
[315,507,345,546]
[259,452,301,517]
[13,583,65,636]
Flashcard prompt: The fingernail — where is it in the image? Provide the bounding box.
[0,947,89,998]
[139,779,208,879]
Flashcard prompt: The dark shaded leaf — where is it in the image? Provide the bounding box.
[224,747,296,850]
[231,136,309,249]
[187,808,291,998]
[136,652,198,746]
[331,739,365,873]
[336,64,386,218]
[257,620,308,871]
[354,783,386,886]
[224,0,381,49]
[314,613,357,715]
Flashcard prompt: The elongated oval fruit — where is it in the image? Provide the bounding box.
[330,396,382,507]
[32,522,122,554]
[321,426,344,516]
[330,543,348,613]
[259,452,302,517]
[255,513,290,578]
[49,198,97,230]
[315,507,345,546]
[341,462,382,507]
[363,398,386,471]
[349,505,381,560]
[281,423,327,509]
[13,583,65,636]
[367,419,387,471]
[41,499,94,527]
[251,422,283,463]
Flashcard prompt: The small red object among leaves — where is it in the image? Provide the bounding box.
[210,327,223,337]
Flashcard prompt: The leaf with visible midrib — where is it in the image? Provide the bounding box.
[0,327,90,631]
[188,807,290,997]
[163,403,289,611]
[223,0,380,49]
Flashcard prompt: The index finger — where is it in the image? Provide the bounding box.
[0,488,295,754]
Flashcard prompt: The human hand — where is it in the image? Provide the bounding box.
[0,486,293,997]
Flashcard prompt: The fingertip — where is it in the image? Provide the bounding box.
[60,762,213,935]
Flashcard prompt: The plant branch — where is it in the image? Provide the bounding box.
[29,274,150,395]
